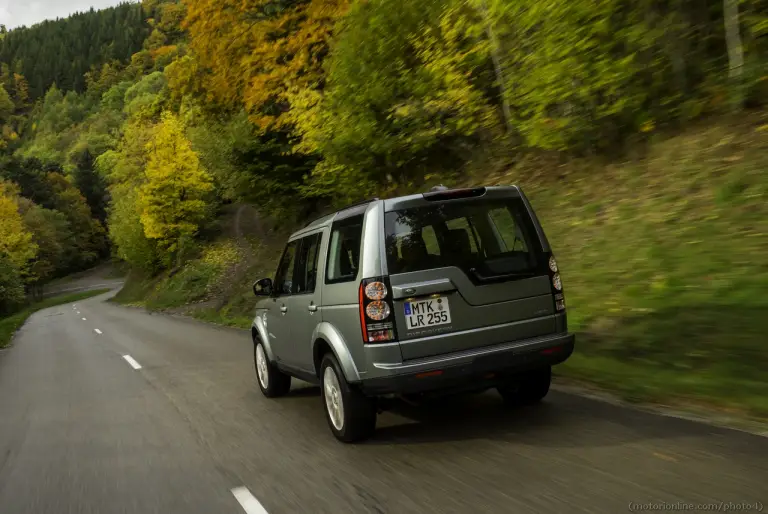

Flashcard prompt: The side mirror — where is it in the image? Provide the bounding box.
[253,278,273,297]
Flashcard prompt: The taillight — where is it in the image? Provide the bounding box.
[547,254,566,312]
[359,277,398,343]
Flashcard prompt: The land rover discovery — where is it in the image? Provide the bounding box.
[251,186,575,442]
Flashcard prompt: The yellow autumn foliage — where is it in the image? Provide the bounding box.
[182,0,349,128]
[138,111,214,255]
[0,180,38,273]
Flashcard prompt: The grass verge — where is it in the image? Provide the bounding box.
[0,288,112,348]
[466,115,768,418]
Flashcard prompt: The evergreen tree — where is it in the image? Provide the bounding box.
[0,2,149,100]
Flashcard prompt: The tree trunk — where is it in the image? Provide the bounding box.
[723,0,745,110]
[477,0,513,133]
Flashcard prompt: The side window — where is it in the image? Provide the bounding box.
[487,207,528,253]
[294,233,322,294]
[274,241,298,296]
[326,216,364,284]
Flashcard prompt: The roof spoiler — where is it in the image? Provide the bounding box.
[422,186,487,201]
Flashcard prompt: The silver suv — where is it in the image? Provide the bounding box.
[251,186,574,442]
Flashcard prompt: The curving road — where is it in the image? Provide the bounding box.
[1,290,766,513]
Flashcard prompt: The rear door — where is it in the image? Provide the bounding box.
[281,231,324,372]
[268,240,299,364]
[384,188,556,360]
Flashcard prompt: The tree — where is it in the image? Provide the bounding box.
[0,254,25,315]
[12,73,29,106]
[71,148,108,222]
[107,186,159,273]
[293,0,498,200]
[724,0,745,110]
[0,3,149,100]
[46,172,107,268]
[137,111,213,261]
[0,84,13,122]
[0,157,58,209]
[0,179,37,275]
[183,0,350,127]
[19,199,74,297]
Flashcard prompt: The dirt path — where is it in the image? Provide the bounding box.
[208,204,266,310]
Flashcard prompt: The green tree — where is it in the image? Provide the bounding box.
[294,0,497,201]
[0,84,13,121]
[71,148,108,222]
[107,186,159,273]
[0,254,25,315]
[0,3,149,100]
[19,199,74,296]
[46,172,106,269]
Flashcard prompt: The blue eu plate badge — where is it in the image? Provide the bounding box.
[404,302,412,316]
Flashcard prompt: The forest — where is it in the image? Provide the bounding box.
[0,0,766,315]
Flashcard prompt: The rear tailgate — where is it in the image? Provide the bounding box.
[384,187,556,360]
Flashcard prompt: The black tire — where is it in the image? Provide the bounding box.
[497,366,551,406]
[254,340,291,398]
[320,353,376,443]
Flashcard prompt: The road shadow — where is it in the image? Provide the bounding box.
[368,387,763,448]
[249,303,768,448]
[285,385,322,398]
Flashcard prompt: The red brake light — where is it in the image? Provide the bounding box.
[359,277,398,344]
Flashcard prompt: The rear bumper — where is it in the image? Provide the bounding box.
[359,332,574,396]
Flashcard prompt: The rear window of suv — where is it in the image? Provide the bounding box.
[326,215,364,284]
[384,198,545,281]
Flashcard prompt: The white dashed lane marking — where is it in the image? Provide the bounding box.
[231,487,269,514]
[82,318,87,321]
[122,355,142,370]
[94,329,102,335]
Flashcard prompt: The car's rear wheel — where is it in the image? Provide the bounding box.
[254,340,291,397]
[497,366,551,406]
[320,353,376,443]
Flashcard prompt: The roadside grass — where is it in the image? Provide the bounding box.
[0,288,112,348]
[114,234,285,329]
[469,115,768,417]
[115,114,768,418]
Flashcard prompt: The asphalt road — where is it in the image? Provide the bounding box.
[1,290,766,514]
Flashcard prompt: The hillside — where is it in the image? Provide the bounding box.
[114,113,768,418]
[0,2,148,99]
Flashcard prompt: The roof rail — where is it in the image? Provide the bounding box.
[337,197,380,212]
[302,197,379,228]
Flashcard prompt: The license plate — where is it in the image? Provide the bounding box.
[404,297,451,330]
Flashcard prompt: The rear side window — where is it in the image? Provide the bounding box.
[325,215,364,284]
[274,241,298,295]
[384,198,545,281]
[294,233,322,294]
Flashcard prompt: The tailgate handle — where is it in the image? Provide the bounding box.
[392,279,457,300]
